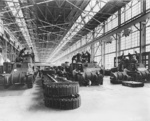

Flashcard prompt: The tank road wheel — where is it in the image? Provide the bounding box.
[90,73,95,85]
[44,94,81,110]
[145,70,150,82]
[42,79,45,89]
[4,75,10,89]
[110,72,121,84]
[117,72,123,81]
[97,74,103,85]
[27,75,33,89]
[122,81,144,87]
[77,74,83,86]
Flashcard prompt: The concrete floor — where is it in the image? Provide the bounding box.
[0,76,150,121]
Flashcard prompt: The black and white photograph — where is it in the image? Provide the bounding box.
[0,0,150,121]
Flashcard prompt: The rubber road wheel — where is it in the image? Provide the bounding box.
[27,75,33,88]
[110,72,121,84]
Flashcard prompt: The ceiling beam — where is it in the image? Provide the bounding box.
[1,0,54,14]
[66,0,101,24]
[3,18,34,26]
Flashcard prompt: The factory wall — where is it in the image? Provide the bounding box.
[52,0,150,69]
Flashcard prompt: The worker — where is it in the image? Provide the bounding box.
[76,53,82,63]
[131,55,138,64]
[30,47,34,62]
[128,53,132,63]
[18,48,26,62]
[134,51,139,62]
[85,51,91,63]
[72,54,77,63]
[130,55,138,71]
[124,57,129,69]
[18,48,26,57]
[0,47,4,66]
[72,68,78,81]
[118,53,125,71]
[81,52,86,63]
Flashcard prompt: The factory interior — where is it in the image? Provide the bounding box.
[0,0,150,121]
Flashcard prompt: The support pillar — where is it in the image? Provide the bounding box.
[4,40,7,62]
[90,43,94,62]
[101,41,105,67]
[140,21,146,62]
[115,9,121,67]
[90,30,95,62]
[139,0,146,63]
[115,33,121,67]
[102,22,105,67]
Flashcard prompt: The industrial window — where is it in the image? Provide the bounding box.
[131,0,141,17]
[146,0,150,10]
[85,46,91,54]
[121,23,140,51]
[80,38,83,46]
[75,44,77,50]
[86,32,93,43]
[105,53,116,69]
[82,36,86,45]
[94,42,101,56]
[94,24,104,38]
[94,56,102,66]
[72,44,76,51]
[105,39,116,54]
[76,41,80,49]
[79,40,82,47]
[121,0,141,24]
[146,45,150,52]
[68,47,71,53]
[70,46,73,52]
[126,2,132,21]
[105,12,118,32]
[146,19,150,51]
[58,0,107,51]
[121,48,139,55]
[121,7,125,24]
[82,0,107,24]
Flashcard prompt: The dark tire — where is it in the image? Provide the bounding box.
[4,76,10,89]
[27,75,33,88]
[122,81,144,87]
[42,79,45,89]
[44,94,81,110]
[2,75,10,89]
[77,74,85,86]
[44,82,79,97]
[97,74,103,85]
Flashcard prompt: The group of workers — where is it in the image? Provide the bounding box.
[16,47,35,62]
[72,51,91,63]
[118,51,139,71]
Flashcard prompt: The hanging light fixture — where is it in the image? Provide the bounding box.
[105,36,113,44]
[122,28,132,37]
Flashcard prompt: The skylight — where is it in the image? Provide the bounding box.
[5,0,39,61]
[47,0,108,62]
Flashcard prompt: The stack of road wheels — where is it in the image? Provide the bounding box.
[42,72,81,110]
